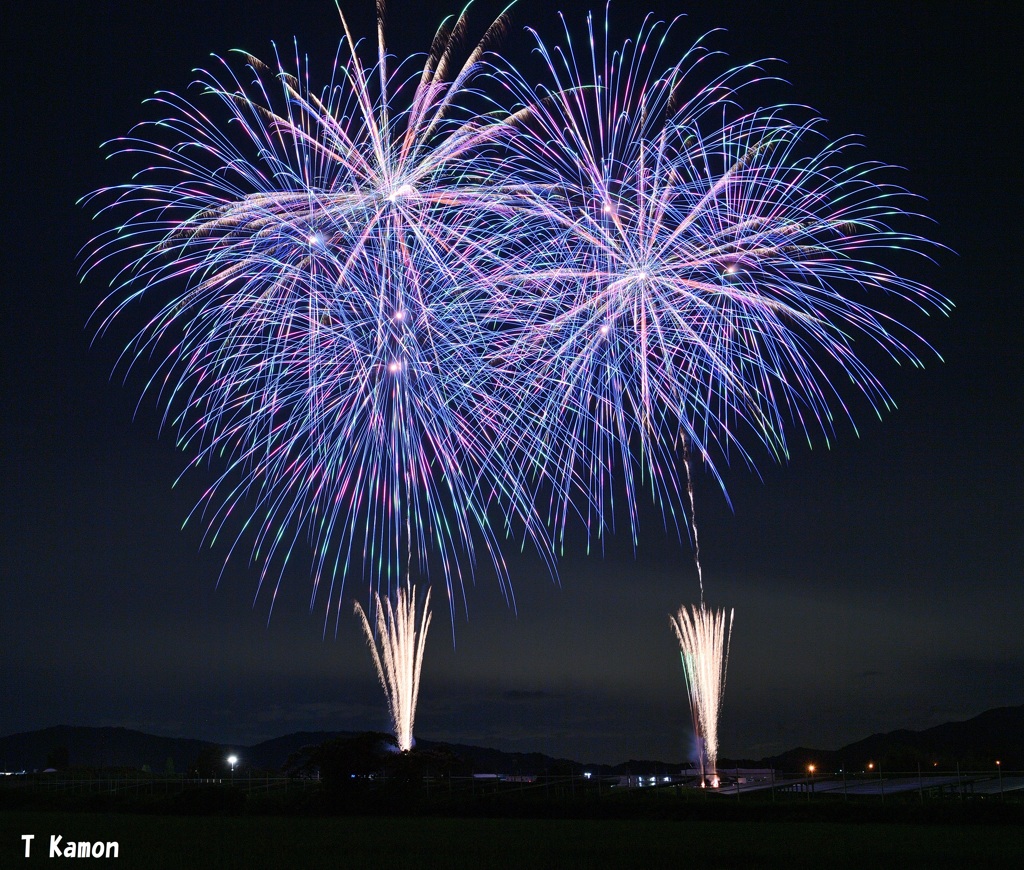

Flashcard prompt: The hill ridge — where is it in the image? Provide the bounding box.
[2,705,1020,773]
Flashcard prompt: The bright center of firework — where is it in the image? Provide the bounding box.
[388,360,402,373]
[600,324,610,336]
[621,268,651,287]
[308,232,323,246]
[387,183,416,202]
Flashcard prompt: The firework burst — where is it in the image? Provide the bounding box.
[489,9,949,550]
[81,3,948,642]
[80,4,552,626]
[486,7,945,772]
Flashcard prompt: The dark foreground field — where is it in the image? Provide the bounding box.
[3,809,1023,868]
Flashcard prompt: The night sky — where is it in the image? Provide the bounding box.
[3,1,1021,765]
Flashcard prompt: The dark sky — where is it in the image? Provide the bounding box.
[3,1,1021,765]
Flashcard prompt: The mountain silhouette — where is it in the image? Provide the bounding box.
[2,705,1020,774]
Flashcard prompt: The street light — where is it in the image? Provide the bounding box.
[227,754,238,781]
[807,764,815,801]
[996,760,1003,798]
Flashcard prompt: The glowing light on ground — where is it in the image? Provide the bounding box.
[354,584,432,752]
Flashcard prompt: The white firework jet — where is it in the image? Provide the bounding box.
[670,603,733,785]
[354,584,432,752]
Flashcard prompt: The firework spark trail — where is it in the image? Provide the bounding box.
[79,4,555,627]
[681,439,703,605]
[670,604,733,782]
[355,584,432,752]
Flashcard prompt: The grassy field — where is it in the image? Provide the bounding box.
[2,809,1023,868]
